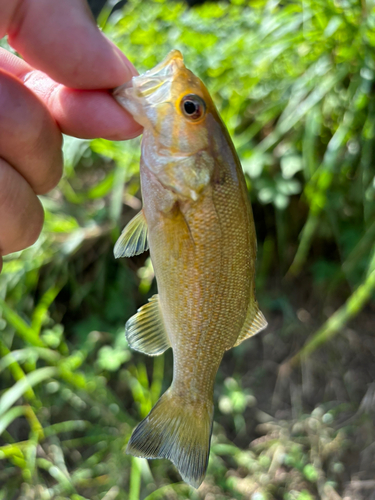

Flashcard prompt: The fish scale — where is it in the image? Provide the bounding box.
[113,50,267,488]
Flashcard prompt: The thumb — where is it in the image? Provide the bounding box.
[4,0,136,89]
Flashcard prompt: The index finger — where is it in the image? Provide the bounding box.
[3,0,136,89]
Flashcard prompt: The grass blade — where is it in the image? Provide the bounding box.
[129,456,142,500]
[0,367,56,417]
[0,407,27,436]
[288,266,375,367]
[0,299,44,347]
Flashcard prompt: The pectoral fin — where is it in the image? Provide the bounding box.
[114,210,149,258]
[125,295,170,356]
[232,300,267,349]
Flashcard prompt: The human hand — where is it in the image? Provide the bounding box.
[0,0,142,272]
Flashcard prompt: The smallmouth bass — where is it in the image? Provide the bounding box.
[113,50,267,488]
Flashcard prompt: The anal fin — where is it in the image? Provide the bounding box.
[232,299,267,349]
[114,210,149,259]
[126,295,170,356]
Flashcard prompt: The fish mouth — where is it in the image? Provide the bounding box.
[113,50,185,119]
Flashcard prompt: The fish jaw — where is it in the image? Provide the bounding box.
[113,50,216,156]
[113,50,185,128]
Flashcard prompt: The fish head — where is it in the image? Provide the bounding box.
[113,50,218,155]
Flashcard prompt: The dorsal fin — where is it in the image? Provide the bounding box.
[114,210,149,259]
[126,295,170,356]
[231,299,267,349]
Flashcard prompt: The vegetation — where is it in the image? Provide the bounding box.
[1,0,375,498]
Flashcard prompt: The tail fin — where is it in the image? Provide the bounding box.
[126,388,214,488]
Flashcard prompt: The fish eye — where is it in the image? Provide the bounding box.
[180,94,206,120]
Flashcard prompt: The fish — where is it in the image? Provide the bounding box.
[113,50,267,488]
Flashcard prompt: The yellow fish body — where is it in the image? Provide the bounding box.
[113,51,267,488]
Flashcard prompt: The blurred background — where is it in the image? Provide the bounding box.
[1,0,375,498]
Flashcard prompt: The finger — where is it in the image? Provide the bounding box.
[0,158,44,256]
[26,71,143,140]
[4,0,137,89]
[0,69,63,194]
[0,45,34,75]
[0,49,142,140]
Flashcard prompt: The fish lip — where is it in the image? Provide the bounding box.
[112,50,185,111]
[112,78,137,115]
[112,79,133,96]
[112,79,134,104]
[112,75,169,115]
